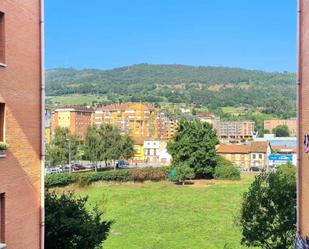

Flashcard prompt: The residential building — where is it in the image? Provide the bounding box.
[51,107,93,140]
[144,140,171,165]
[0,1,43,248]
[264,119,297,136]
[93,102,168,140]
[163,119,178,140]
[219,121,255,141]
[196,113,220,135]
[217,141,271,170]
[216,144,251,169]
[45,109,51,143]
[298,0,309,236]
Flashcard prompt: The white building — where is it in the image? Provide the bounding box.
[144,140,171,166]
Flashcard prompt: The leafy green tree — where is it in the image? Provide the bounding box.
[167,119,219,178]
[238,164,296,249]
[45,191,111,249]
[84,124,135,169]
[174,162,195,185]
[46,127,79,166]
[272,125,290,137]
[84,126,102,171]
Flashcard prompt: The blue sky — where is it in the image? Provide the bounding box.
[45,0,296,72]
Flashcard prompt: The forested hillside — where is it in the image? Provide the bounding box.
[46,64,296,118]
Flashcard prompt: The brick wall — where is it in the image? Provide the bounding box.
[0,1,42,248]
[299,0,309,236]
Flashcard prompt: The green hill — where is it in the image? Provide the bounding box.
[46,64,296,118]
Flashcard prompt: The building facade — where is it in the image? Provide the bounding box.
[217,141,271,171]
[219,121,255,141]
[298,0,309,237]
[144,140,171,165]
[51,107,93,141]
[0,1,43,248]
[93,102,169,140]
[264,119,297,136]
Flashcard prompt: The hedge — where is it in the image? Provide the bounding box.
[45,167,171,188]
[214,156,241,180]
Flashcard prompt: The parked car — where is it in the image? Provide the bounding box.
[61,165,72,173]
[72,164,86,171]
[116,161,129,169]
[45,167,61,174]
[249,166,260,172]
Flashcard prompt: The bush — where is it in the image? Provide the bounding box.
[126,167,170,182]
[0,142,9,150]
[238,164,296,249]
[45,167,170,188]
[173,162,195,185]
[45,173,75,188]
[214,156,240,180]
[45,191,111,249]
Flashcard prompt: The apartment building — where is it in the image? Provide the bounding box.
[264,119,297,136]
[298,0,309,237]
[0,1,43,248]
[219,121,255,141]
[51,107,93,141]
[217,141,271,171]
[144,139,171,165]
[196,113,220,135]
[93,102,168,140]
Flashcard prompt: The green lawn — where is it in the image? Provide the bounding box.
[48,95,107,105]
[69,174,257,249]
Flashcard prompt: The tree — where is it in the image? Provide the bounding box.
[272,125,290,137]
[84,126,102,171]
[238,164,296,249]
[46,127,79,167]
[167,119,219,178]
[174,162,195,185]
[84,124,135,169]
[45,191,112,249]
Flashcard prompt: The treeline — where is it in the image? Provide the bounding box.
[46,64,296,118]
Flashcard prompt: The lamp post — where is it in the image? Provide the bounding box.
[66,138,72,174]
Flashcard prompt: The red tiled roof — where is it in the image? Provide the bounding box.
[217,144,250,154]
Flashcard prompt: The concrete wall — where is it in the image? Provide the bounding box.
[0,1,42,248]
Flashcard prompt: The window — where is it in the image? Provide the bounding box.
[259,154,263,159]
[0,12,5,65]
[0,193,5,244]
[0,103,4,142]
[253,154,256,160]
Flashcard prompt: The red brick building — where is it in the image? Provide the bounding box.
[0,1,44,248]
[51,107,93,141]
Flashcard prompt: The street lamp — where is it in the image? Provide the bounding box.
[66,138,72,174]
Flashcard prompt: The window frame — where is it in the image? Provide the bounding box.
[0,11,6,67]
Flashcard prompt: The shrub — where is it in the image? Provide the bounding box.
[0,142,9,150]
[214,156,240,180]
[45,167,170,188]
[45,191,111,249]
[127,167,169,182]
[238,164,296,249]
[45,173,75,188]
[173,162,195,185]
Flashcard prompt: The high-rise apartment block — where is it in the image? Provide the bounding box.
[51,107,93,141]
[93,102,174,141]
[219,121,255,141]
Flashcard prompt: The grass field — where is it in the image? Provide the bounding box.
[65,174,258,249]
[48,95,107,105]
